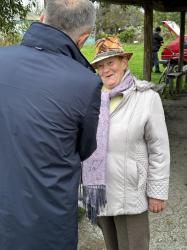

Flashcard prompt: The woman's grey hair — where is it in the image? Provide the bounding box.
[45,0,96,41]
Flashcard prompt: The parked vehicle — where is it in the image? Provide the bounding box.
[161,21,187,63]
[157,21,187,96]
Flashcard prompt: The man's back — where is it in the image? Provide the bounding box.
[0,23,101,250]
[153,31,163,52]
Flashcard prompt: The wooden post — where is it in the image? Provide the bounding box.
[176,11,185,93]
[143,4,153,81]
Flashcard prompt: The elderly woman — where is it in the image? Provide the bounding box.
[82,37,170,250]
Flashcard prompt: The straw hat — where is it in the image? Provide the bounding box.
[91,36,133,68]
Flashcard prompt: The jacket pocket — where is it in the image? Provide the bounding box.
[126,159,138,190]
[137,162,147,190]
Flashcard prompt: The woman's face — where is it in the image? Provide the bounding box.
[96,56,128,89]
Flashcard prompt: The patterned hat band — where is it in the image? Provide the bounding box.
[91,36,133,68]
[91,50,133,68]
[94,50,125,60]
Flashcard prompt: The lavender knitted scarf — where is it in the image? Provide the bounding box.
[82,70,134,223]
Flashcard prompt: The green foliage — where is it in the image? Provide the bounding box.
[0,0,35,33]
[118,27,135,43]
[153,11,180,28]
[0,32,22,46]
[95,32,110,40]
[96,4,144,36]
[15,19,32,35]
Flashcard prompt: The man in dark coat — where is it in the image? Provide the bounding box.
[0,1,101,249]
[152,26,164,73]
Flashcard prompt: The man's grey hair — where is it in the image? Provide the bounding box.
[45,0,96,41]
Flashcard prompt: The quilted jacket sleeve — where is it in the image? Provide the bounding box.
[145,92,170,200]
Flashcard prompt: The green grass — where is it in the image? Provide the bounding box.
[77,207,86,222]
[81,43,162,84]
[81,45,95,62]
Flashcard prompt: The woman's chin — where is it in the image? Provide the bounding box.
[105,82,118,89]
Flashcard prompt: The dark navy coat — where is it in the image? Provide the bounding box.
[0,23,101,250]
[152,31,163,52]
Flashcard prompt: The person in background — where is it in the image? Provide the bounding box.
[82,36,170,250]
[152,26,164,73]
[0,1,101,250]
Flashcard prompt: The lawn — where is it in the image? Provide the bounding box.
[81,43,164,84]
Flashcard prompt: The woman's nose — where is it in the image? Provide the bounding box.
[102,64,110,73]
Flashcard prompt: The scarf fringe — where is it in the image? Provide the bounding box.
[82,185,106,224]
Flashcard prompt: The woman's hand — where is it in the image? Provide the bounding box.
[148,198,166,213]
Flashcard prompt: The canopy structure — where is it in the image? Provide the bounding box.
[98,0,187,12]
[96,0,187,87]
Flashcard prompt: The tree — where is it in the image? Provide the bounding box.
[153,11,180,28]
[96,4,144,38]
[0,0,36,33]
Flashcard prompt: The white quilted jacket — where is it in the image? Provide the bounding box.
[99,79,170,216]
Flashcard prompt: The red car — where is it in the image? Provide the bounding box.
[161,21,187,63]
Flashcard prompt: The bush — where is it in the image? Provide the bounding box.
[0,32,21,46]
[0,20,32,47]
[95,32,110,40]
[118,27,135,43]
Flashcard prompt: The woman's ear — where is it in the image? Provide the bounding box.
[122,57,128,70]
[122,57,128,64]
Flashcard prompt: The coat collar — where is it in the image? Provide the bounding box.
[21,22,95,72]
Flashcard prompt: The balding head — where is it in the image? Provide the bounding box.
[44,0,96,43]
